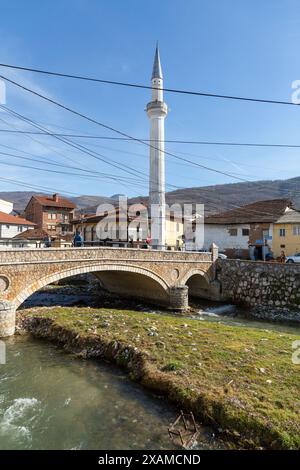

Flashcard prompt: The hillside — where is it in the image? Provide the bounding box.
[0,192,116,214]
[1,176,299,215]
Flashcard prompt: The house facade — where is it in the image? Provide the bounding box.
[272,208,300,257]
[25,194,76,236]
[0,211,35,247]
[204,199,292,259]
[0,199,13,214]
[204,223,251,258]
[73,205,184,249]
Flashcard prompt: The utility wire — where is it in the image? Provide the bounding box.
[0,175,81,196]
[0,150,147,187]
[2,128,300,149]
[0,103,181,192]
[1,75,299,219]
[2,77,300,218]
[0,62,298,106]
[0,75,258,185]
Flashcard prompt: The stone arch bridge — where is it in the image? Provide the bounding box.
[0,246,219,337]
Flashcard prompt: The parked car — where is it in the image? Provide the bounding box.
[218,253,227,260]
[286,253,300,263]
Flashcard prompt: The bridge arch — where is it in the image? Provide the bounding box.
[182,269,214,300]
[15,263,170,308]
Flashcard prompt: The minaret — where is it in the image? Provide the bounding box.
[146,44,168,249]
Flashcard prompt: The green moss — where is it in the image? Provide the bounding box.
[20,306,300,449]
[162,361,183,372]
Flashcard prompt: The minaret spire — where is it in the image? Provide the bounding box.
[146,44,168,249]
[152,43,163,80]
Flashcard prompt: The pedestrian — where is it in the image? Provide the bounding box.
[73,231,83,247]
[44,235,51,248]
[280,250,286,263]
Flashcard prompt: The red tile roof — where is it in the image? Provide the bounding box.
[205,199,292,225]
[13,228,48,240]
[30,194,76,209]
[0,211,35,226]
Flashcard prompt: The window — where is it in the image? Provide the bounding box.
[242,228,249,236]
[263,229,269,240]
[279,228,286,237]
[47,213,56,220]
[228,228,238,236]
[17,226,22,232]
[293,226,300,236]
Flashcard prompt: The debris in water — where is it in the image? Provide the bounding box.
[168,410,199,448]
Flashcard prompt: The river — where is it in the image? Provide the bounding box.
[0,331,225,450]
[2,282,299,450]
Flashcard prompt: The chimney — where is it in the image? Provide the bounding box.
[53,193,59,202]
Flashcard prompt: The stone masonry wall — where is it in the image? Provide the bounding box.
[0,247,214,306]
[217,259,300,322]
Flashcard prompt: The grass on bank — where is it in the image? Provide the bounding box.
[20,306,300,449]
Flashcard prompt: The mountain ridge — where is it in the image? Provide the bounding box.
[0,176,299,215]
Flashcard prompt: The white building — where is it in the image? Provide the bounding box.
[203,199,291,259]
[204,223,251,255]
[0,199,13,214]
[0,211,35,247]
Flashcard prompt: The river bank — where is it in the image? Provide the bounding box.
[0,335,181,450]
[18,305,300,450]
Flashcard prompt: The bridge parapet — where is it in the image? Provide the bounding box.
[0,246,213,264]
[0,247,215,337]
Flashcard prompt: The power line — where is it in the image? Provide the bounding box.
[0,105,153,193]
[0,75,258,185]
[0,150,148,188]
[0,103,181,193]
[0,125,285,180]
[3,73,300,218]
[0,175,81,196]
[0,62,298,106]
[2,75,300,219]
[2,128,300,149]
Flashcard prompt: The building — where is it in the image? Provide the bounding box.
[11,228,48,249]
[146,45,168,249]
[73,205,184,249]
[0,199,13,214]
[272,207,300,257]
[25,194,76,236]
[0,211,35,247]
[204,199,292,259]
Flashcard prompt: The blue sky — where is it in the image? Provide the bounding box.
[0,0,300,198]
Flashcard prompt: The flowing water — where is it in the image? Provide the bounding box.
[0,335,225,450]
[2,282,299,450]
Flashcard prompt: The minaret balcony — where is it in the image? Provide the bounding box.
[146,101,168,118]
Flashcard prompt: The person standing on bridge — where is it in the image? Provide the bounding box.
[44,234,52,248]
[73,231,84,247]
